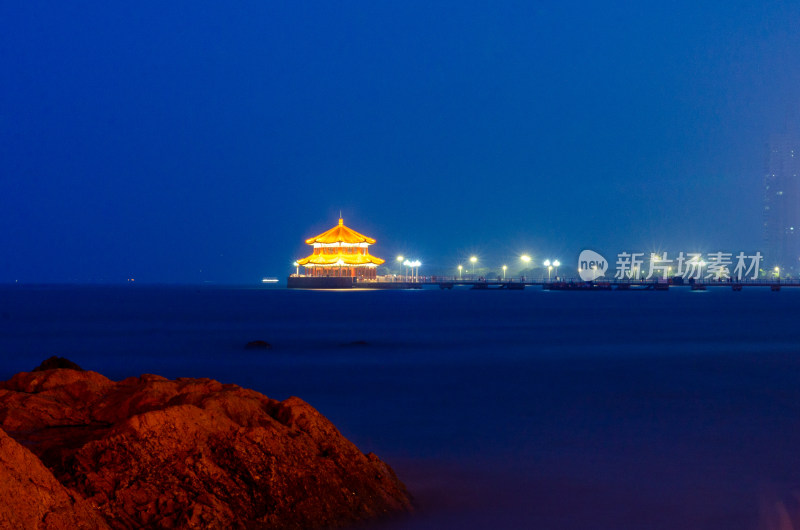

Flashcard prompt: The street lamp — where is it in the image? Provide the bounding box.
[396,256,404,281]
[404,259,421,282]
[520,255,531,281]
[775,266,780,280]
[293,261,299,276]
[544,259,552,281]
[502,265,507,279]
[408,260,420,282]
[470,256,477,277]
[553,260,561,280]
[458,264,463,280]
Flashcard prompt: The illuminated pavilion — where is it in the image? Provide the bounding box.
[296,218,385,279]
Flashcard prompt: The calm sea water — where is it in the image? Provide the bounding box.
[2,284,800,529]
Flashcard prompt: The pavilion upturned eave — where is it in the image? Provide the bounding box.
[304,218,377,245]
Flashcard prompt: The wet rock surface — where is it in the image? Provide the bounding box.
[0,365,412,529]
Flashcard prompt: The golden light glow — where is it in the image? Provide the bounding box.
[304,218,377,245]
[296,218,385,274]
[296,253,384,266]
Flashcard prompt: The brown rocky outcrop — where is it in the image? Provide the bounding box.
[0,366,412,529]
[0,427,109,529]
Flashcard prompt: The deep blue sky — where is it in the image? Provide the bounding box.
[2,2,799,282]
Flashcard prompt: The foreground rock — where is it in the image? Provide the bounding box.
[0,366,412,529]
[0,428,109,529]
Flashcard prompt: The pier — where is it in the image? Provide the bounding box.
[407,278,800,291]
[288,275,800,290]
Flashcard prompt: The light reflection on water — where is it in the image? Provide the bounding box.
[2,285,800,529]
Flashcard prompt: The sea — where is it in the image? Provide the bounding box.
[2,284,800,530]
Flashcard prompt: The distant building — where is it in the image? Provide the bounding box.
[296,218,385,279]
[763,133,800,271]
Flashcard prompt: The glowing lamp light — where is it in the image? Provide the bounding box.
[544,259,553,281]
[520,255,531,263]
[402,259,421,282]
[397,255,404,262]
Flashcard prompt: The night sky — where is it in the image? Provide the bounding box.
[2,2,799,283]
